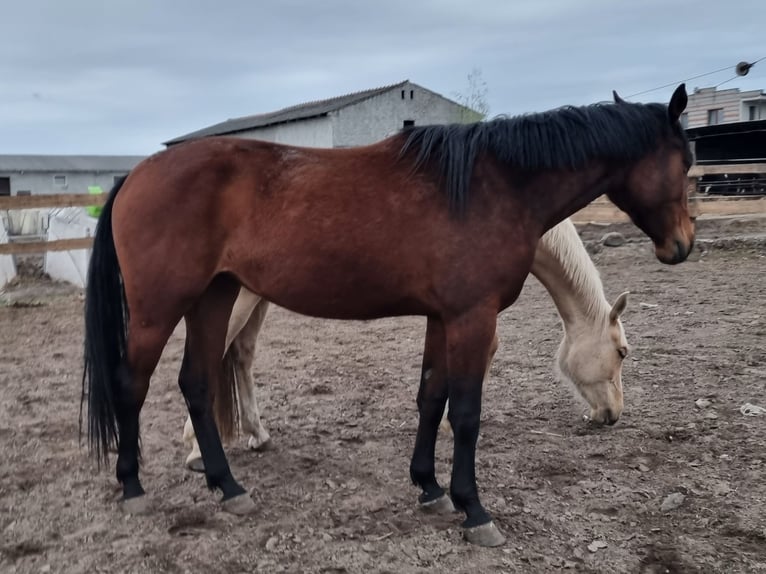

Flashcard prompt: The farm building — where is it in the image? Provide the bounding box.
[0,155,143,287]
[164,80,480,148]
[682,86,766,128]
[0,155,145,198]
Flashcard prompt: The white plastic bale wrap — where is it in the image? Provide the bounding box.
[44,208,98,288]
[0,214,16,289]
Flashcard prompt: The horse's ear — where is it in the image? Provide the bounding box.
[609,291,630,323]
[612,90,626,104]
[668,83,688,122]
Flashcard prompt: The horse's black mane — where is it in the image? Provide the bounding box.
[399,101,689,211]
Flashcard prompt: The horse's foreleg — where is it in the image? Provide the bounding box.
[444,308,505,547]
[409,317,452,513]
[439,332,499,435]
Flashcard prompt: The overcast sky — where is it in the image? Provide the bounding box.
[1,0,763,155]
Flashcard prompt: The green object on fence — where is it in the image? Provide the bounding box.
[86,186,103,218]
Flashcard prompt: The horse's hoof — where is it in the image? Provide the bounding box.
[121,495,151,515]
[248,437,274,452]
[463,521,505,547]
[186,457,205,473]
[419,494,455,514]
[222,493,257,516]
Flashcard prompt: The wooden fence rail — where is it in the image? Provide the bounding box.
[2,162,765,254]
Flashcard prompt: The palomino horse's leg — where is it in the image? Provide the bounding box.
[178,275,256,515]
[409,317,452,512]
[117,323,175,514]
[444,309,505,547]
[184,291,271,471]
[233,299,272,450]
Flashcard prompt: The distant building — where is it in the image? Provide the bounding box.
[164,80,480,148]
[0,155,145,198]
[683,86,766,128]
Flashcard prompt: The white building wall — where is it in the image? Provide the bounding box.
[234,116,334,147]
[0,171,125,196]
[331,82,473,147]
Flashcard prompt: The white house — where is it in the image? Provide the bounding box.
[682,86,766,128]
[164,80,480,148]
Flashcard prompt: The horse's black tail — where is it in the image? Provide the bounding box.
[80,175,129,466]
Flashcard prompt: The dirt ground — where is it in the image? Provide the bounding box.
[1,218,764,573]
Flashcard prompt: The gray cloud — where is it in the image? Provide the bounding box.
[1,0,763,154]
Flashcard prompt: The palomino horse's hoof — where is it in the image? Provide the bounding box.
[248,437,274,452]
[463,521,505,547]
[419,494,456,514]
[186,456,205,473]
[121,495,152,515]
[222,493,257,516]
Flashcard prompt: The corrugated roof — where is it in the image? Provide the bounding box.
[164,80,412,145]
[0,155,146,173]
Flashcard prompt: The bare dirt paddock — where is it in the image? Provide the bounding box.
[1,219,765,573]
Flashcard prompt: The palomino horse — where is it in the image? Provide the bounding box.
[82,85,693,547]
[182,218,631,470]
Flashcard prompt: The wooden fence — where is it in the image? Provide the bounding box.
[1,163,765,255]
[0,193,107,255]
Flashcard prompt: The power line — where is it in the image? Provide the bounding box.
[625,57,766,99]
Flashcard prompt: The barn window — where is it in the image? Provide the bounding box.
[401,90,405,99]
[53,174,67,186]
[17,190,31,196]
[403,120,415,128]
[410,90,414,99]
[707,108,723,126]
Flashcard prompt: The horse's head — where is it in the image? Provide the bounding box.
[555,291,629,426]
[608,84,695,265]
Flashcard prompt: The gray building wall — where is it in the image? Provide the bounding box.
[0,171,128,196]
[331,82,474,147]
[231,115,334,148]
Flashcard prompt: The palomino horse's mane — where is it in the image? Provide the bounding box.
[400,101,690,211]
[538,220,609,321]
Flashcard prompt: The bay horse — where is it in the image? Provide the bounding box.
[82,85,693,547]
[182,218,631,471]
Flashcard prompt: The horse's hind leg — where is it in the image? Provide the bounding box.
[179,274,255,514]
[184,289,269,471]
[234,299,272,451]
[118,323,176,514]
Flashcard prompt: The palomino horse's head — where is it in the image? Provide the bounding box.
[555,291,629,426]
[608,84,695,265]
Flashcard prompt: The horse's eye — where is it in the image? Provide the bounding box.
[617,347,628,359]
